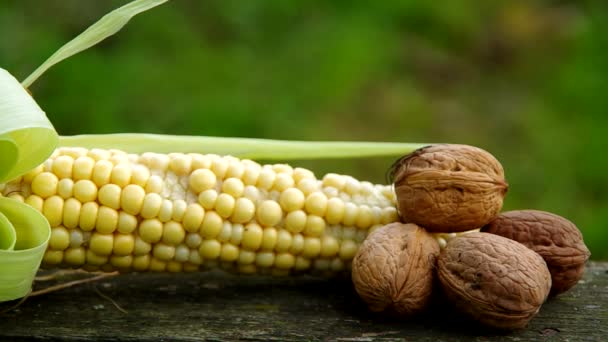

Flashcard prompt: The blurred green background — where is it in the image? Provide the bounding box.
[1,1,606,259]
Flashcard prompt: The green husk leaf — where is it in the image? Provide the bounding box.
[22,0,169,88]
[59,133,427,159]
[0,197,51,301]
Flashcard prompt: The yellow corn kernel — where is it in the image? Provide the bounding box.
[189,169,216,193]
[25,194,44,212]
[98,183,121,209]
[47,226,69,251]
[64,247,85,265]
[255,251,275,268]
[220,243,239,262]
[302,237,321,258]
[117,211,137,234]
[149,258,167,272]
[326,197,345,224]
[211,158,229,180]
[305,191,328,217]
[242,223,263,250]
[256,169,275,190]
[320,235,339,257]
[198,189,217,210]
[342,202,359,226]
[113,234,135,256]
[200,211,224,239]
[381,207,399,224]
[275,229,292,252]
[132,255,151,271]
[256,200,282,227]
[111,164,132,187]
[139,218,163,243]
[185,233,202,248]
[238,264,257,274]
[297,178,318,195]
[130,164,150,187]
[73,180,97,203]
[145,175,164,194]
[222,178,244,198]
[339,239,358,260]
[140,193,162,219]
[279,188,305,212]
[119,184,145,215]
[73,156,95,181]
[275,253,295,269]
[199,239,221,259]
[92,160,113,186]
[153,243,176,261]
[162,221,185,245]
[231,197,255,223]
[242,166,260,186]
[215,193,235,218]
[31,172,58,198]
[89,233,114,256]
[174,245,190,263]
[172,199,187,221]
[95,206,118,234]
[355,204,373,229]
[285,210,306,233]
[229,223,244,245]
[294,256,311,270]
[158,199,173,222]
[261,227,278,250]
[238,250,255,264]
[57,179,74,199]
[289,233,304,255]
[304,215,326,237]
[43,195,64,227]
[134,236,152,255]
[110,255,133,269]
[86,250,108,266]
[183,203,205,233]
[52,155,74,179]
[79,202,99,231]
[43,250,63,265]
[273,173,294,192]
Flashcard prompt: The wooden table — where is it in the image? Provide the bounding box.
[1,262,606,341]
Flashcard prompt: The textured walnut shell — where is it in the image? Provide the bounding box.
[481,210,591,295]
[437,232,551,330]
[352,223,440,317]
[392,144,508,233]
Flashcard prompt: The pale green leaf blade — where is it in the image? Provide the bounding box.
[59,133,427,160]
[0,68,58,183]
[22,0,169,88]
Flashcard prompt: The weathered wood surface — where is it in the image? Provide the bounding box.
[1,262,606,341]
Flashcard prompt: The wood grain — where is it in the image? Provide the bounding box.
[1,262,606,341]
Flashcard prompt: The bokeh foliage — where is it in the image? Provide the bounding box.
[1,0,606,259]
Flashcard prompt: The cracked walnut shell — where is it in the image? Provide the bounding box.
[352,223,440,317]
[437,232,551,330]
[481,210,591,295]
[391,144,508,233]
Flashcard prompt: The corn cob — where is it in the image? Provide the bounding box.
[0,147,456,276]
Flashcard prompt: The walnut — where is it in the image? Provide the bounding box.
[351,223,440,317]
[481,210,591,295]
[437,232,551,330]
[391,144,508,233]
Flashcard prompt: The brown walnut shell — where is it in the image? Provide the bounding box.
[392,144,508,233]
[481,210,591,295]
[437,232,551,330]
[352,223,440,317]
